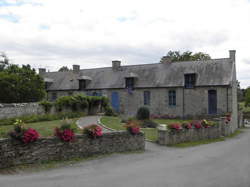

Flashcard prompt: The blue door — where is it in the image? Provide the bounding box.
[111,92,120,112]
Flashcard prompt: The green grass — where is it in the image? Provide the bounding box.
[100,116,159,141]
[0,119,82,138]
[153,119,191,124]
[100,116,190,142]
[100,116,125,130]
[170,129,243,148]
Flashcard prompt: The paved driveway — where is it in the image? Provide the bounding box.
[0,129,249,187]
[76,115,111,133]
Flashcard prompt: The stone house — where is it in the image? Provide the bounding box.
[40,50,238,130]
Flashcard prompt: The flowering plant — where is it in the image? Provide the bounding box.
[54,119,75,142]
[124,120,141,135]
[191,121,202,129]
[201,119,211,128]
[150,114,177,119]
[8,119,39,144]
[225,113,231,124]
[182,123,192,129]
[83,124,103,138]
[168,123,182,132]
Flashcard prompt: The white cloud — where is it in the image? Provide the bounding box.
[0,0,250,87]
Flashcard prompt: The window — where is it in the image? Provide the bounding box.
[52,92,57,101]
[79,80,86,90]
[125,78,134,90]
[68,92,73,96]
[185,74,196,88]
[169,90,176,106]
[144,91,151,105]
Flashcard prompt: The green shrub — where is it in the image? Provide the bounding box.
[136,107,150,120]
[39,100,53,113]
[104,105,116,116]
[140,120,158,128]
[74,94,89,110]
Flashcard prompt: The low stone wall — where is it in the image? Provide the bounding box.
[158,118,233,145]
[0,131,145,169]
[0,103,44,120]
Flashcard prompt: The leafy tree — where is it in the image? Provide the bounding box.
[0,64,46,103]
[0,52,9,71]
[160,51,211,62]
[245,87,250,107]
[58,66,70,72]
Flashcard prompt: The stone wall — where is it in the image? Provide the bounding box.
[0,131,145,169]
[0,103,44,120]
[158,118,233,145]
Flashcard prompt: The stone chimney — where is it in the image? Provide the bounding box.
[229,50,236,62]
[73,65,80,73]
[39,68,46,74]
[112,60,121,71]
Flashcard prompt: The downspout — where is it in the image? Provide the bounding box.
[182,87,185,119]
[226,87,229,113]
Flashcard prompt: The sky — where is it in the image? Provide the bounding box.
[0,0,250,88]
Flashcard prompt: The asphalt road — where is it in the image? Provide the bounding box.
[0,129,249,187]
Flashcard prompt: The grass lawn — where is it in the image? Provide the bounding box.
[101,116,187,142]
[0,119,81,139]
[153,119,191,124]
[100,116,189,142]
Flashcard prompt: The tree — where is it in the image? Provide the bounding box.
[0,52,9,71]
[0,64,46,103]
[245,87,250,107]
[160,51,211,63]
[58,66,70,72]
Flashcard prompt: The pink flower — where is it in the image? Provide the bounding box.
[131,127,140,134]
[194,123,202,129]
[55,128,75,142]
[22,128,39,144]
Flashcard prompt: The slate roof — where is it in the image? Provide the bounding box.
[42,58,233,91]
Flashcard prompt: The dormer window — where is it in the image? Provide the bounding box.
[79,80,86,90]
[185,73,196,88]
[44,78,54,90]
[125,78,134,90]
[78,75,92,91]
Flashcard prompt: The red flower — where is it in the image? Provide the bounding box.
[22,128,39,144]
[55,128,75,142]
[83,124,103,138]
[194,123,202,129]
[131,127,140,134]
[169,123,182,131]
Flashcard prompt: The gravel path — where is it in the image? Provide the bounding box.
[76,115,111,132]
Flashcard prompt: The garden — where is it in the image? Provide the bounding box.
[101,106,232,144]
